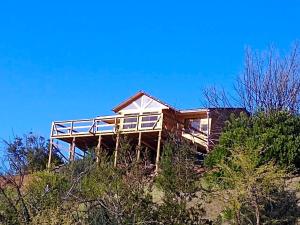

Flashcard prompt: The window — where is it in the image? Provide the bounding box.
[140,115,158,128]
[123,115,138,129]
[185,119,200,134]
[200,124,208,134]
[185,118,209,134]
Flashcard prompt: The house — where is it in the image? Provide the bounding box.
[47,91,246,171]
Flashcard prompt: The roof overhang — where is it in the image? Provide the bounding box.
[178,108,209,117]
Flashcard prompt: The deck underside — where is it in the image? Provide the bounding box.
[53,130,164,152]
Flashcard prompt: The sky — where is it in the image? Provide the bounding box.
[0,1,300,143]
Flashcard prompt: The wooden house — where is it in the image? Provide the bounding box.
[47,91,246,171]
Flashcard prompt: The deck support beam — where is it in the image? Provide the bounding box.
[155,130,162,173]
[69,137,76,162]
[47,138,54,169]
[206,110,210,151]
[96,135,102,164]
[114,133,120,167]
[136,132,142,162]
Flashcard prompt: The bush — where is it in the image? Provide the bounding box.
[4,133,63,173]
[205,111,300,170]
[155,138,210,225]
[205,147,298,225]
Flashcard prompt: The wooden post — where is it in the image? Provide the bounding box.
[47,138,54,169]
[155,130,162,172]
[69,137,76,162]
[114,133,120,167]
[137,132,142,162]
[96,135,102,164]
[206,110,210,151]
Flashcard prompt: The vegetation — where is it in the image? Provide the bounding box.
[205,147,298,225]
[0,44,299,224]
[2,133,63,173]
[203,43,300,114]
[0,137,212,225]
[203,110,300,224]
[155,137,208,225]
[205,111,300,171]
[1,131,298,224]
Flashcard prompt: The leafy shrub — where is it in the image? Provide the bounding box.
[205,111,300,170]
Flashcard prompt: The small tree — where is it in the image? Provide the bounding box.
[156,137,209,225]
[206,147,297,225]
[3,133,63,173]
[156,137,199,197]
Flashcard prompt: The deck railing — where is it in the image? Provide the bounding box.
[51,113,163,137]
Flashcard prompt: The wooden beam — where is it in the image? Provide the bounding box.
[206,110,210,151]
[141,140,155,151]
[47,138,54,169]
[155,131,162,172]
[56,124,67,128]
[96,135,102,164]
[136,132,142,162]
[114,133,120,167]
[53,144,68,161]
[101,141,109,149]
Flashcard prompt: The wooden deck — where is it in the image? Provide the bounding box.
[48,112,208,171]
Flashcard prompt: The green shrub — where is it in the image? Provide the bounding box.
[205,111,300,170]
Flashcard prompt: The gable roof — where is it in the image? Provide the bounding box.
[112,91,178,112]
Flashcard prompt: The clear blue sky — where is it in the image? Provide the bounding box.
[0,1,300,142]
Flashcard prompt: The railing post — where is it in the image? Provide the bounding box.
[50,122,54,137]
[137,114,140,131]
[53,123,57,136]
[97,119,101,133]
[114,117,117,133]
[93,119,97,134]
[70,121,74,135]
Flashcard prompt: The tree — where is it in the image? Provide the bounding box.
[155,137,210,225]
[203,43,300,115]
[205,111,300,171]
[236,44,300,114]
[2,132,63,173]
[0,133,64,224]
[156,137,199,196]
[205,147,298,225]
